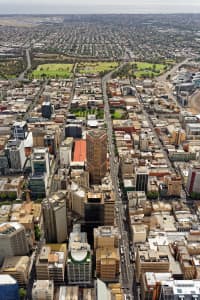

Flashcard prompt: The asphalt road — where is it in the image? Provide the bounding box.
[102,69,135,300]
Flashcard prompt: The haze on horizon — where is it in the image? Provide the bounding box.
[1,0,200,14]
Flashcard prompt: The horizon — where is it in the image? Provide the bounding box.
[1,2,200,14]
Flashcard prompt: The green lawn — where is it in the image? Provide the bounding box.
[111,109,127,120]
[77,62,118,75]
[131,61,168,79]
[70,108,104,119]
[32,63,74,79]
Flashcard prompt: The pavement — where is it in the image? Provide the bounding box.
[102,68,136,300]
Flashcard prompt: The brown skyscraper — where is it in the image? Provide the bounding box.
[86,130,107,184]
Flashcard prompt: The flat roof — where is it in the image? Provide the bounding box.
[73,139,86,162]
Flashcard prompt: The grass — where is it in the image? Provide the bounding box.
[70,108,104,119]
[76,61,118,75]
[111,109,127,120]
[32,63,74,79]
[0,59,25,79]
[131,61,168,79]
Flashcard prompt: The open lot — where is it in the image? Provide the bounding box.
[32,63,74,79]
[76,61,118,75]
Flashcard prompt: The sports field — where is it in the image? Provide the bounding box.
[77,61,118,75]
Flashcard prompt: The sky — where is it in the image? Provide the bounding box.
[1,0,200,14]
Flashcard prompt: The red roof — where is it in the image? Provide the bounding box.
[73,140,86,162]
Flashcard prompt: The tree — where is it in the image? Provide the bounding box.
[0,192,7,201]
[147,191,159,200]
[34,225,41,241]
[19,288,26,300]
[7,191,17,200]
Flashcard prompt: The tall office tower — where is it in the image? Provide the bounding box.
[86,129,107,184]
[1,256,30,286]
[0,223,29,258]
[135,166,149,192]
[11,121,28,140]
[67,224,92,285]
[41,101,53,119]
[42,192,67,243]
[0,275,19,300]
[31,148,50,176]
[139,133,149,151]
[65,124,82,139]
[5,139,26,171]
[186,164,200,194]
[170,128,186,146]
[60,137,73,167]
[94,226,120,281]
[32,280,54,300]
[32,127,45,147]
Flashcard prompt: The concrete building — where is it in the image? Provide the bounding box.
[139,133,149,151]
[59,137,73,167]
[140,272,173,300]
[67,224,92,285]
[164,175,182,197]
[36,244,66,285]
[0,222,29,258]
[84,192,115,233]
[186,164,200,195]
[57,286,79,300]
[11,121,28,140]
[132,224,147,244]
[136,246,169,281]
[5,139,26,171]
[42,192,67,243]
[32,127,45,147]
[160,279,200,300]
[0,275,19,300]
[32,280,54,300]
[42,101,53,119]
[0,256,30,285]
[170,128,186,145]
[94,226,119,250]
[31,148,50,176]
[94,226,120,281]
[65,124,82,139]
[135,166,149,192]
[86,129,107,184]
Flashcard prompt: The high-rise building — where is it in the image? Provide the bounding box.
[65,124,82,139]
[67,224,92,285]
[41,101,53,119]
[135,166,149,192]
[5,139,26,171]
[11,121,28,140]
[0,223,29,258]
[0,256,30,286]
[28,174,47,199]
[0,275,19,300]
[60,138,73,167]
[32,280,54,300]
[94,226,120,281]
[94,226,119,250]
[164,174,182,197]
[31,148,50,176]
[32,127,45,147]
[186,164,200,195]
[86,129,107,184]
[36,244,66,285]
[42,192,67,243]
